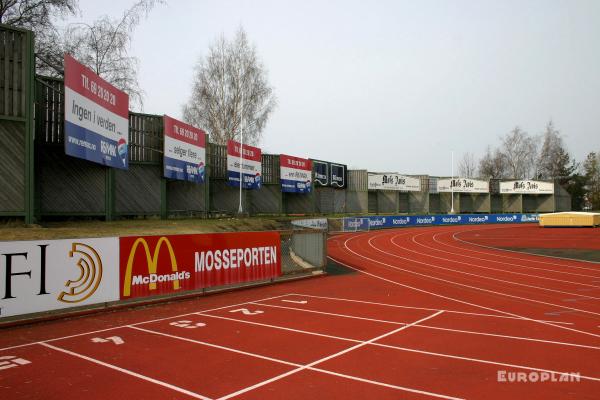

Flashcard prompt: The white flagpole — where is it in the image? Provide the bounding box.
[450,151,455,214]
[238,91,244,215]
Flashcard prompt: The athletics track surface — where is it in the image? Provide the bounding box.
[1,224,599,399]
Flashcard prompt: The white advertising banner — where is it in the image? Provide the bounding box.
[437,178,489,193]
[0,237,119,318]
[368,173,421,191]
[500,180,554,194]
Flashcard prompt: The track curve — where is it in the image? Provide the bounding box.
[328,224,600,341]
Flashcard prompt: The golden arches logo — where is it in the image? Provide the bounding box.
[122,237,180,297]
[58,243,103,303]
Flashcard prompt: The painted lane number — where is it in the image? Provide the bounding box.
[91,336,124,345]
[0,356,31,370]
[169,320,206,329]
[229,308,264,316]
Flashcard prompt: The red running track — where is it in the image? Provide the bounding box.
[1,224,600,399]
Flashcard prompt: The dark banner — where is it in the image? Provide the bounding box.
[330,163,346,188]
[312,160,329,186]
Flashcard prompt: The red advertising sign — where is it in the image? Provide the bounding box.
[119,232,281,300]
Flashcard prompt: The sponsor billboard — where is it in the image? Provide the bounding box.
[280,154,312,193]
[64,54,129,169]
[331,163,347,188]
[0,238,119,318]
[437,178,489,193]
[163,115,206,183]
[312,160,329,186]
[500,180,554,194]
[227,140,262,189]
[343,213,539,230]
[368,173,421,191]
[120,232,281,300]
[291,218,328,230]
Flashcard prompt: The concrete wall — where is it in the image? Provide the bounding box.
[377,191,398,213]
[472,194,491,213]
[428,194,440,214]
[408,191,429,214]
[503,194,522,213]
[284,191,315,214]
[315,187,346,214]
[490,195,502,213]
[437,193,460,214]
[555,185,571,212]
[346,191,368,213]
[523,194,554,213]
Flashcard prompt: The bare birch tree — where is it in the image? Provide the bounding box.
[478,146,506,179]
[537,120,575,181]
[183,28,276,146]
[457,152,477,178]
[499,126,538,179]
[61,0,163,109]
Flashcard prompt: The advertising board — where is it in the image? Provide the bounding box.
[343,213,539,230]
[120,232,281,300]
[313,160,329,186]
[500,180,554,194]
[368,173,421,191]
[437,178,489,193]
[331,163,346,188]
[280,154,312,193]
[163,115,206,183]
[227,140,262,189]
[0,237,119,318]
[64,54,129,169]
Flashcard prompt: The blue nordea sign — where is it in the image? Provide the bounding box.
[343,213,539,230]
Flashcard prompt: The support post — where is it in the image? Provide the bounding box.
[160,177,167,219]
[105,167,115,221]
[204,133,210,218]
[24,30,35,224]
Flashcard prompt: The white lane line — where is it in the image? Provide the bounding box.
[246,301,597,350]
[286,293,574,325]
[431,232,600,279]
[366,235,600,314]
[407,232,600,288]
[373,341,597,382]
[39,342,212,400]
[328,248,600,340]
[248,302,411,326]
[350,232,600,323]
[412,324,600,351]
[399,233,600,298]
[130,309,600,389]
[196,313,360,344]
[200,304,599,350]
[0,293,292,352]
[128,326,299,367]
[217,311,457,400]
[451,228,600,269]
[205,310,600,379]
[132,313,464,400]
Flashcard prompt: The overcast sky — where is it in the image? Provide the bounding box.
[64,0,600,176]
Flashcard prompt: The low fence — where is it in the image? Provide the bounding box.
[0,229,326,323]
[338,213,540,231]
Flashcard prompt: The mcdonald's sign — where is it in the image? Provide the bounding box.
[119,232,281,300]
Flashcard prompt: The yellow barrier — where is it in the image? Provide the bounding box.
[539,212,600,227]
